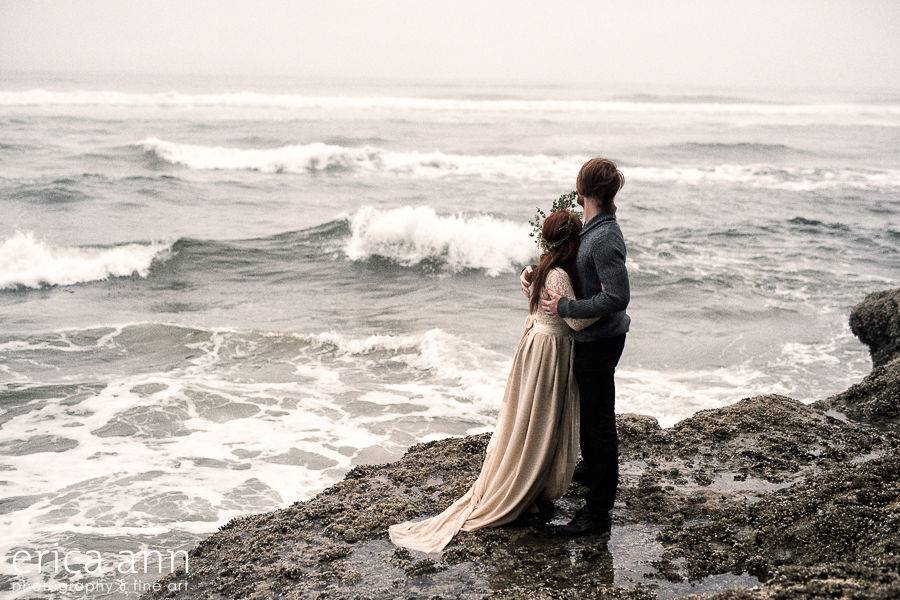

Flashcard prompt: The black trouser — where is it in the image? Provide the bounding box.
[573,333,626,515]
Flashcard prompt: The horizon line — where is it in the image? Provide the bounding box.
[2,68,899,96]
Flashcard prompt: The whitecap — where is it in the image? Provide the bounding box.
[0,231,172,290]
[142,137,578,180]
[141,137,900,191]
[344,205,536,276]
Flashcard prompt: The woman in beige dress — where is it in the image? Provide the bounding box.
[388,209,598,553]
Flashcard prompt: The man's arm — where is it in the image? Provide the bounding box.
[557,229,630,319]
[519,264,535,298]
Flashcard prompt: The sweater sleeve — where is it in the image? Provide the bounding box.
[557,227,630,319]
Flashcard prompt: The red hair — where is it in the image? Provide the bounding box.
[529,210,582,314]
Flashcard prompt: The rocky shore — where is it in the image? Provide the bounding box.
[146,289,900,599]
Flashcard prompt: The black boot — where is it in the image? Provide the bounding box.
[552,505,612,537]
[572,459,588,484]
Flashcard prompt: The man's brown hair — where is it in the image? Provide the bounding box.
[576,158,624,207]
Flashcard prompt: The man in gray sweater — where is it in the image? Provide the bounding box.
[520,157,630,536]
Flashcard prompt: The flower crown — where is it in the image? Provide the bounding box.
[528,190,583,254]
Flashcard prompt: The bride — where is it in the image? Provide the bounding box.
[388,208,598,553]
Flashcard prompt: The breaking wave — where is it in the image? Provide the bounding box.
[141,138,900,190]
[344,206,535,276]
[141,137,578,180]
[0,230,171,290]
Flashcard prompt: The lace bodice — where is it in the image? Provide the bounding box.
[528,268,599,332]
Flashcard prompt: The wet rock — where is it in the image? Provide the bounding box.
[815,357,900,425]
[142,289,900,600]
[145,399,898,599]
[666,394,887,481]
[660,450,900,596]
[618,413,667,459]
[849,287,900,368]
[814,286,900,425]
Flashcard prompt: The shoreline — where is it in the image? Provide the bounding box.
[144,288,899,599]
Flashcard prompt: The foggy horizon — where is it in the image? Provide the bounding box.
[2,0,899,93]
[2,2,899,599]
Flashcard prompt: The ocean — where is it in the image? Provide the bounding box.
[1,72,898,596]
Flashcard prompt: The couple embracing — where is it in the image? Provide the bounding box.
[389,158,631,554]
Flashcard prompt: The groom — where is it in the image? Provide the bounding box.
[520,157,631,536]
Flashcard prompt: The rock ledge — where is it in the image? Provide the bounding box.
[145,290,900,599]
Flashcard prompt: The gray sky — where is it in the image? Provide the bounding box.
[1,0,898,90]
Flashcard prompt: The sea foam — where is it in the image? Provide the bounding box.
[344,206,536,276]
[142,137,577,180]
[142,137,900,190]
[0,230,170,290]
[628,164,900,191]
[296,327,512,416]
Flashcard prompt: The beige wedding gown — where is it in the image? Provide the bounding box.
[388,267,598,553]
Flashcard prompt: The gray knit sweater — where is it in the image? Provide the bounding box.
[556,214,631,341]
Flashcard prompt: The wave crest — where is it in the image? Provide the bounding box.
[628,164,900,191]
[344,206,535,276]
[4,89,900,118]
[0,231,171,290]
[142,138,900,191]
[141,137,576,180]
